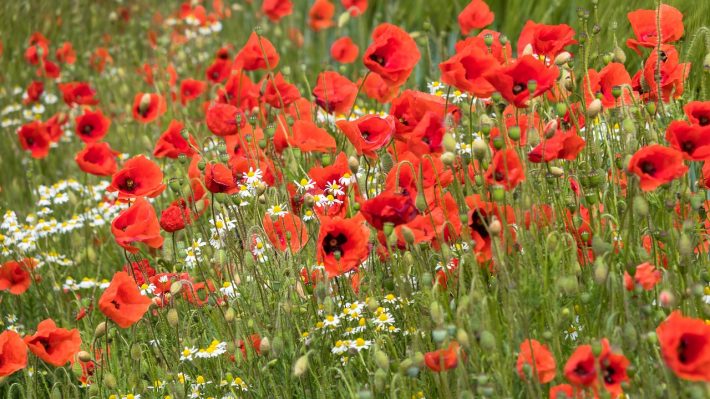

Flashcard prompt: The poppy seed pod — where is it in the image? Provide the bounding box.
[472,138,488,159]
[77,350,92,362]
[293,353,309,377]
[94,322,107,338]
[167,308,179,327]
[554,51,572,65]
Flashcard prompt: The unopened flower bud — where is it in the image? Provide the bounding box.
[554,51,572,65]
[587,99,602,117]
[293,354,309,377]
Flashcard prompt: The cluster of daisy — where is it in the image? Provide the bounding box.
[0,86,58,128]
[180,339,228,362]
[235,168,265,205]
[183,238,208,268]
[1,314,26,334]
[427,81,470,104]
[59,277,110,292]
[147,372,248,399]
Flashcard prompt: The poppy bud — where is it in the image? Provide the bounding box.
[380,153,393,173]
[138,93,152,115]
[549,166,564,177]
[554,51,572,65]
[259,337,271,355]
[293,353,309,377]
[508,126,521,141]
[77,350,92,363]
[374,368,387,391]
[483,34,494,47]
[479,330,496,351]
[432,328,448,343]
[472,138,488,159]
[401,226,415,246]
[167,308,179,326]
[633,196,649,217]
[594,259,609,283]
[430,301,445,325]
[645,102,656,115]
[490,185,505,202]
[415,192,428,212]
[337,11,350,28]
[130,343,142,360]
[527,79,537,93]
[587,99,602,117]
[456,329,470,349]
[348,156,360,174]
[522,43,534,56]
[612,46,626,64]
[442,133,457,152]
[374,350,390,370]
[197,159,206,171]
[94,321,108,338]
[679,233,693,258]
[103,372,117,389]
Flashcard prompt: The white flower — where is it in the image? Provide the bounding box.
[243,168,263,185]
[349,337,372,352]
[266,204,288,218]
[331,340,350,355]
[180,347,198,361]
[325,181,345,196]
[294,178,315,192]
[339,173,357,186]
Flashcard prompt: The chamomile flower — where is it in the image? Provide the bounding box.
[294,177,316,192]
[195,340,227,358]
[242,168,263,185]
[427,81,445,94]
[267,204,288,218]
[339,173,357,186]
[322,314,341,328]
[220,281,239,298]
[180,347,198,361]
[302,209,316,222]
[331,340,350,355]
[325,181,345,196]
[349,337,372,352]
[373,311,395,329]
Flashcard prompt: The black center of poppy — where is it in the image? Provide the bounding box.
[603,365,615,384]
[640,161,656,175]
[699,116,709,126]
[512,83,526,95]
[361,130,370,140]
[121,178,136,191]
[494,171,504,181]
[111,299,121,309]
[26,137,35,145]
[659,51,667,62]
[469,210,489,239]
[212,71,220,79]
[681,141,695,153]
[323,233,347,255]
[83,124,94,134]
[574,363,591,377]
[369,54,385,66]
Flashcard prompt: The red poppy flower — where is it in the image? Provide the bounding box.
[331,36,359,64]
[548,384,578,399]
[656,310,710,381]
[316,216,370,277]
[465,194,515,263]
[75,142,119,176]
[685,101,710,126]
[111,197,164,253]
[528,128,585,163]
[363,23,420,87]
[0,330,27,377]
[624,262,662,291]
[204,162,238,194]
[58,81,99,107]
[108,155,165,198]
[45,113,67,143]
[234,32,279,71]
[75,108,111,143]
[205,58,232,83]
[341,0,367,16]
[154,120,198,159]
[598,339,630,396]
[123,259,156,287]
[563,344,597,387]
[23,81,44,105]
[518,20,577,58]
[583,62,634,108]
[484,149,525,190]
[261,72,301,108]
[17,121,51,159]
[238,334,262,359]
[312,71,358,114]
[485,55,559,108]
[262,0,293,21]
[219,71,260,110]
[360,190,418,230]
[628,145,688,191]
[291,120,336,153]
[99,271,153,328]
[160,201,193,233]
[516,339,556,383]
[132,92,166,123]
[439,44,498,97]
[457,0,494,35]
[626,4,684,54]
[361,72,400,104]
[309,0,334,31]
[455,30,512,65]
[55,42,76,64]
[179,79,206,105]
[390,90,461,138]
[89,47,113,73]
[206,102,245,136]
[263,212,309,253]
[636,44,689,102]
[424,341,460,372]
[336,114,394,158]
[0,259,36,295]
[402,111,445,155]
[665,121,710,161]
[24,319,81,367]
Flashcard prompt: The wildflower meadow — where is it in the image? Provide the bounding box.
[2,0,710,398]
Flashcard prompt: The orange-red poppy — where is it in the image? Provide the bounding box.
[517,20,577,58]
[291,119,336,153]
[308,0,334,31]
[363,23,420,87]
[262,0,293,21]
[75,108,111,143]
[179,78,207,105]
[626,4,684,54]
[75,142,119,177]
[234,32,279,71]
[628,145,688,191]
[154,120,198,159]
[485,55,559,108]
[111,197,164,253]
[457,0,494,36]
[108,155,166,198]
[439,43,498,98]
[516,339,556,383]
[132,92,166,123]
[263,212,309,253]
[336,114,394,158]
[99,271,153,328]
[424,341,460,372]
[316,215,370,277]
[17,121,51,159]
[665,121,710,161]
[312,71,358,114]
[0,330,27,377]
[330,36,359,64]
[0,259,37,295]
[484,148,525,190]
[24,319,81,367]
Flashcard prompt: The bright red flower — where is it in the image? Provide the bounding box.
[312,71,358,114]
[424,341,460,372]
[341,0,367,16]
[583,62,634,108]
[330,36,359,64]
[160,201,193,233]
[684,101,710,126]
[17,121,51,159]
[517,20,577,58]
[154,120,198,159]
[75,108,111,143]
[58,81,99,106]
[456,30,512,65]
[262,0,293,21]
[204,162,238,194]
[179,79,206,105]
[234,32,279,71]
[360,190,418,230]
[99,271,153,328]
[598,340,630,396]
[263,212,309,253]
[484,148,525,190]
[0,330,27,377]
[361,72,400,104]
[665,121,710,161]
[439,43,499,97]
[55,42,76,64]
[291,119,336,153]
[309,0,335,31]
[626,4,684,54]
[111,197,164,253]
[23,81,44,105]
[0,259,36,295]
[528,128,585,163]
[624,262,662,291]
[516,339,556,383]
[563,344,597,387]
[132,92,166,123]
[457,0,494,35]
[261,72,301,108]
[108,155,166,198]
[24,319,81,367]
[628,145,688,191]
[75,142,119,176]
[390,90,460,138]
[316,216,370,278]
[363,23,420,87]
[206,102,245,136]
[205,58,232,83]
[636,44,689,102]
[548,384,578,399]
[656,310,710,381]
[337,114,394,158]
[485,55,559,108]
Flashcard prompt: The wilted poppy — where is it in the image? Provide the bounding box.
[363,23,420,87]
[336,114,394,158]
[628,145,688,191]
[234,32,279,71]
[330,36,359,64]
[160,200,193,233]
[111,197,164,253]
[132,92,166,123]
[424,341,460,372]
[656,310,710,381]
[75,142,119,176]
[108,155,166,198]
[263,212,309,253]
[0,330,27,377]
[99,271,153,328]
[75,108,111,143]
[0,259,36,295]
[24,319,81,367]
[457,0,494,35]
[312,71,358,114]
[154,120,198,159]
[516,339,556,383]
[665,121,710,161]
[309,0,334,31]
[517,20,577,58]
[485,55,559,108]
[316,216,370,277]
[17,121,51,159]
